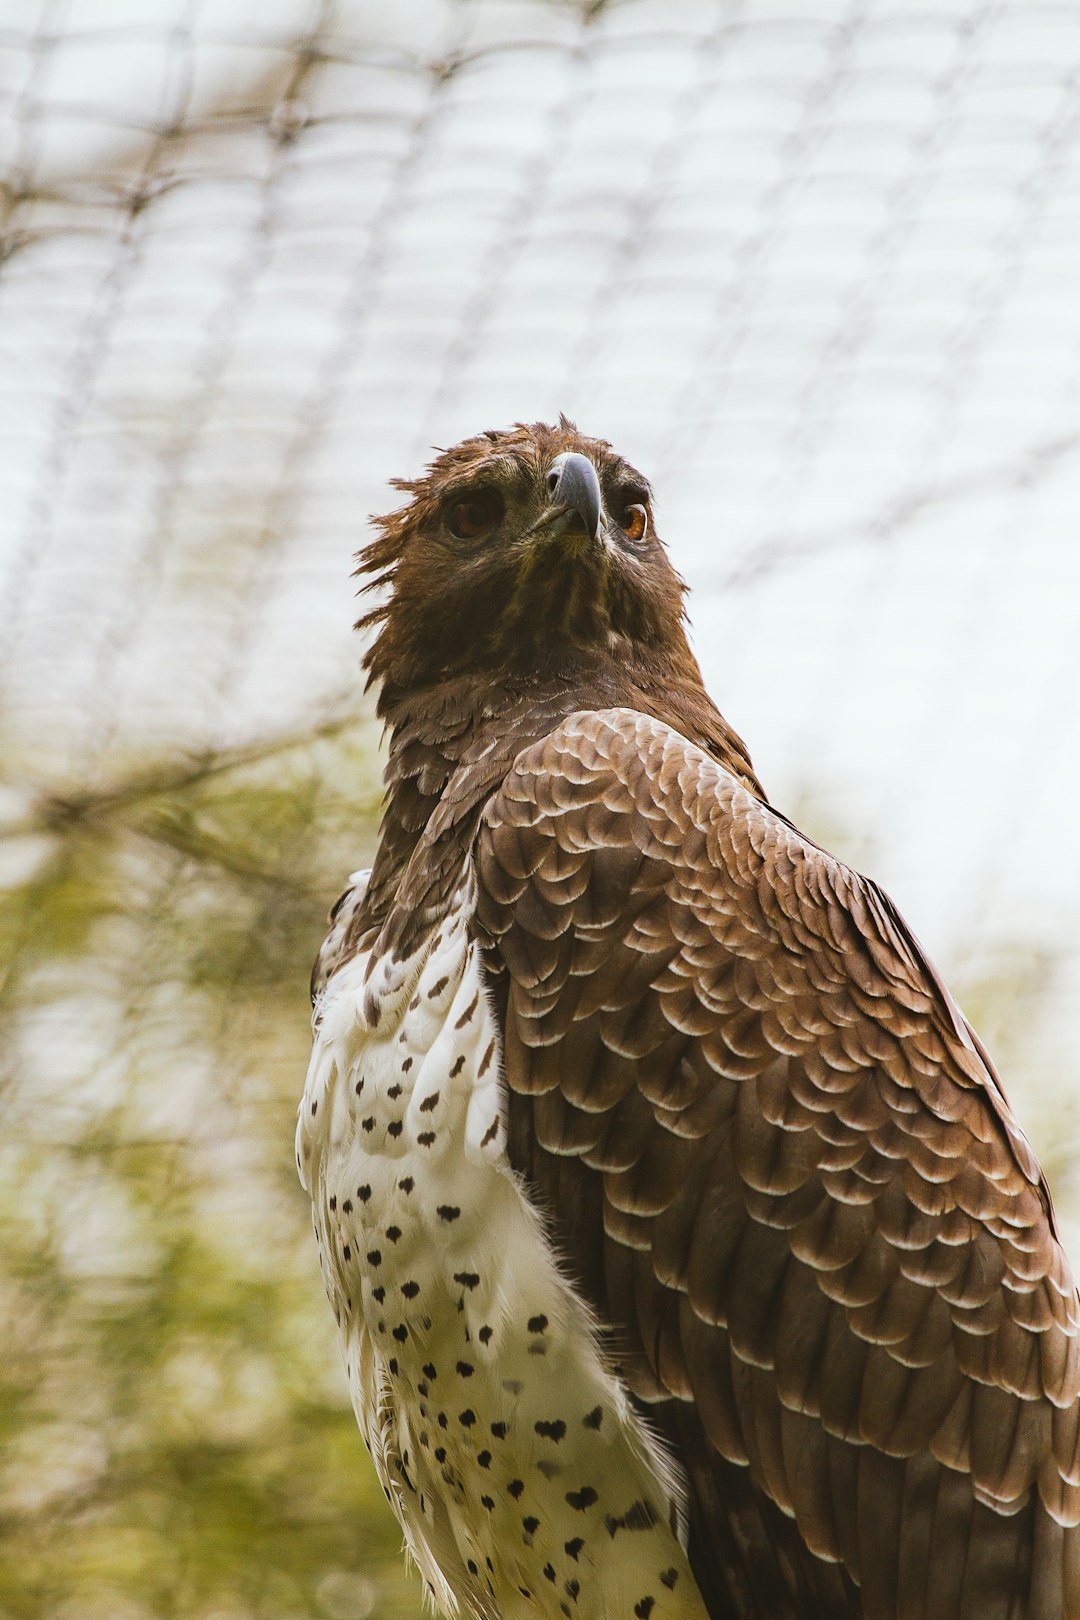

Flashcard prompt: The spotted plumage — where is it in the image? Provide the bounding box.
[299,869,704,1619]
[298,420,1080,1618]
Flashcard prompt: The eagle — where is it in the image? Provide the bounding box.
[297,419,1080,1619]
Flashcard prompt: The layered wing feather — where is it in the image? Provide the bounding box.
[474,708,1080,1620]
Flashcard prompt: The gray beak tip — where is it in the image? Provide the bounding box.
[547,452,603,543]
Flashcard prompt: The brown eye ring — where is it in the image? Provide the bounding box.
[446,487,505,540]
[622,502,649,542]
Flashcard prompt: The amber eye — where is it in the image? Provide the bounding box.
[446,487,505,539]
[622,503,649,542]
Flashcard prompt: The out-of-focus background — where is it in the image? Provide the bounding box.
[2,1,1079,1615]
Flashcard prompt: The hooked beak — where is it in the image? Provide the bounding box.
[543,452,604,543]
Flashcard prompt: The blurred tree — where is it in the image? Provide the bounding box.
[0,718,425,1620]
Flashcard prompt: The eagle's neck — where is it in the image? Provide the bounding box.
[363,663,763,943]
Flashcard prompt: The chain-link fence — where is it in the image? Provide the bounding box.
[2,2,1079,1616]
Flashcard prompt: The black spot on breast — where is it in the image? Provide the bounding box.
[423,1363,437,1380]
[342,1199,353,1214]
[437,1205,460,1223]
[418,1131,436,1147]
[481,1118,499,1146]
[543,1564,556,1583]
[527,1315,548,1334]
[420,1092,440,1113]
[565,1487,597,1512]
[372,1285,385,1303]
[401,1281,420,1299]
[660,1569,678,1590]
[329,1196,337,1210]
[310,1099,317,1115]
[357,1184,371,1202]
[428,975,449,999]
[456,1361,474,1377]
[438,1413,448,1429]
[402,1056,413,1072]
[386,1226,401,1243]
[392,1324,408,1343]
[387,1120,403,1138]
[481,1494,495,1511]
[434,1446,446,1463]
[565,1579,580,1602]
[355,1079,364,1095]
[508,1479,524,1500]
[387,1083,402,1100]
[450,1054,466,1077]
[459,1409,476,1427]
[583,1406,603,1430]
[523,1515,540,1535]
[409,994,420,1011]
[417,1382,428,1397]
[388,1358,398,1376]
[399,1177,413,1194]
[605,1499,659,1537]
[477,1450,491,1468]
[454,1271,480,1290]
[490,1421,507,1439]
[455,992,479,1028]
[367,1250,382,1267]
[467,1558,478,1576]
[362,1117,375,1133]
[635,1599,655,1619]
[342,1244,351,1261]
[534,1420,566,1443]
[479,1325,493,1345]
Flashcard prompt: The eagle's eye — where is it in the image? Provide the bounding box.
[621,502,649,543]
[446,487,505,540]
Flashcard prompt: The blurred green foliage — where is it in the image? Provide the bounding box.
[0,717,425,1620]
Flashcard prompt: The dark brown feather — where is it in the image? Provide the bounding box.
[476,708,1080,1619]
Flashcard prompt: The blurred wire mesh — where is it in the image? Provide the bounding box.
[2,1,1079,1615]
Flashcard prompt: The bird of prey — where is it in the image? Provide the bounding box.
[297,419,1080,1619]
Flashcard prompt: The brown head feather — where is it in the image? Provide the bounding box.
[357,419,699,703]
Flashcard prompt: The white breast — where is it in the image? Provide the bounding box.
[297,868,707,1620]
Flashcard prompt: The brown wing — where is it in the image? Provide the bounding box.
[474,708,1080,1620]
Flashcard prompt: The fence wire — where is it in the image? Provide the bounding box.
[1,3,1079,1617]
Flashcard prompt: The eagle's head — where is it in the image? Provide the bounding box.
[359,418,696,697]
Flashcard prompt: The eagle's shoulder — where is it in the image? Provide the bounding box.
[487,703,761,821]
[478,702,1049,1207]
